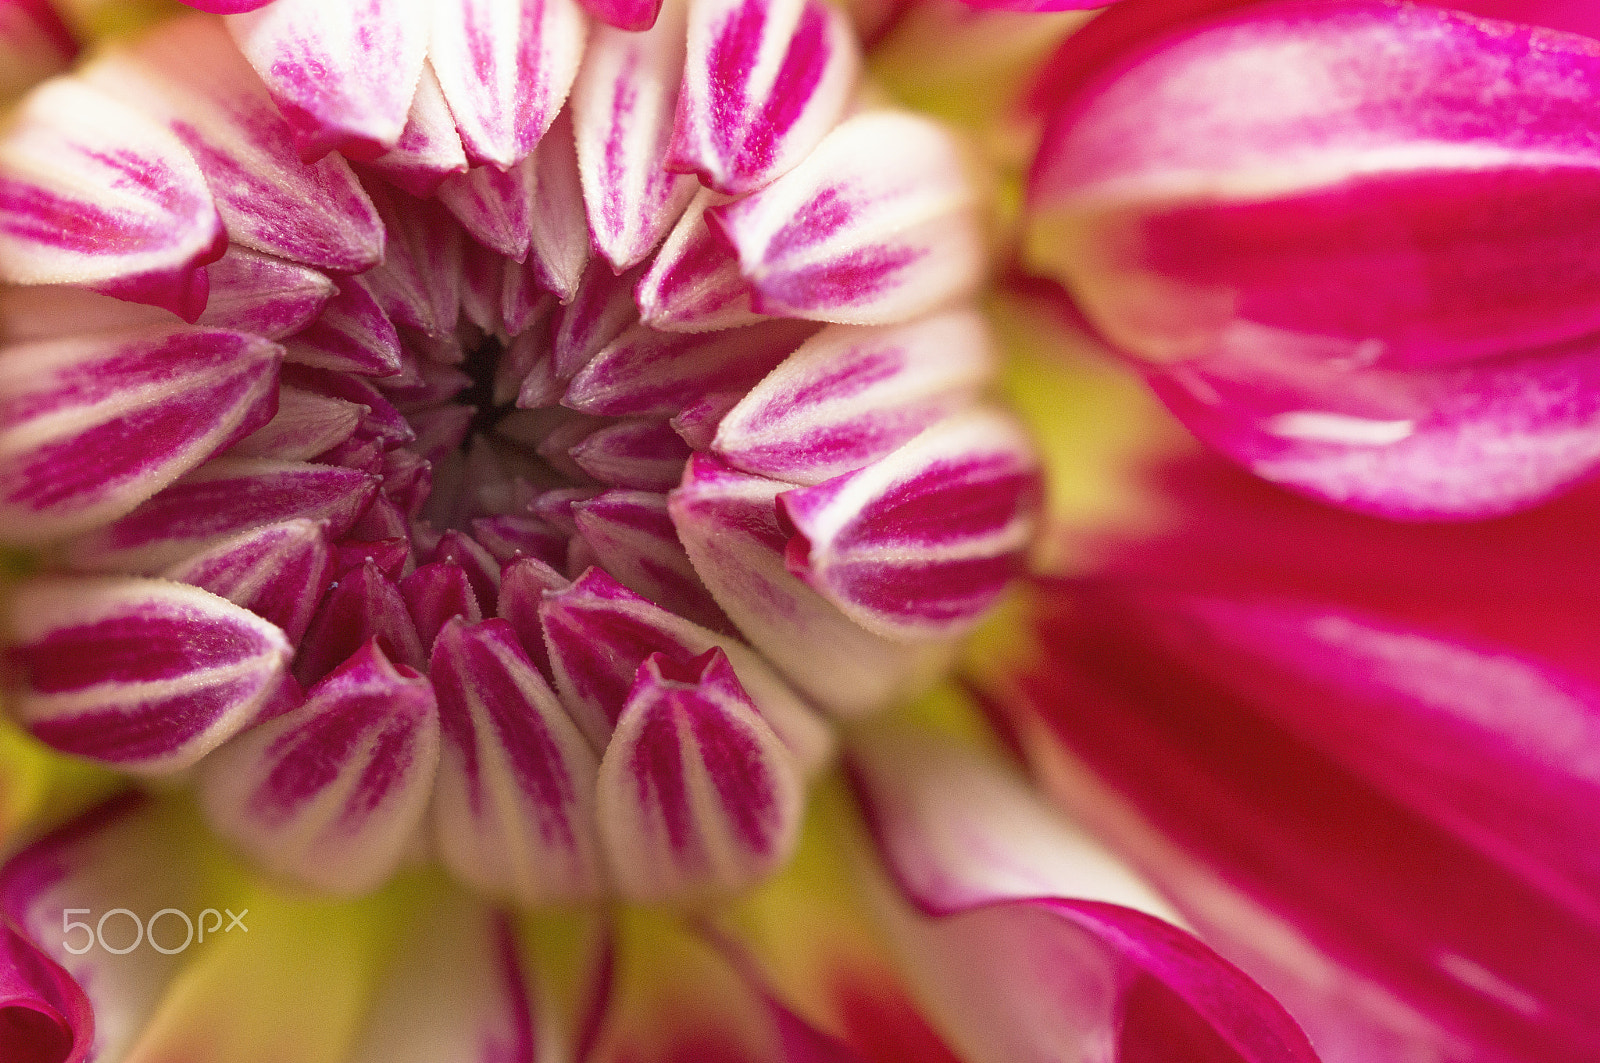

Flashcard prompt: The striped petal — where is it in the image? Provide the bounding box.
[403,560,485,650]
[349,899,536,1063]
[572,489,729,631]
[670,454,949,717]
[197,246,335,340]
[669,0,859,195]
[714,310,997,485]
[778,410,1041,640]
[226,0,431,161]
[564,319,815,417]
[635,187,764,332]
[550,259,645,379]
[573,3,698,271]
[850,727,1320,1063]
[428,0,588,169]
[0,327,281,544]
[200,639,439,895]
[230,386,363,460]
[367,62,471,197]
[437,156,537,261]
[361,182,463,338]
[524,110,590,303]
[0,77,223,320]
[283,275,403,377]
[298,558,427,684]
[160,517,334,645]
[66,457,379,574]
[5,577,294,773]
[540,567,834,770]
[711,111,983,324]
[431,616,606,905]
[84,17,385,274]
[597,648,803,901]
[570,420,692,490]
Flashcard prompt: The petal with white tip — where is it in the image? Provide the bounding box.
[572,489,728,631]
[200,639,440,895]
[778,410,1041,640]
[367,62,471,197]
[0,327,281,544]
[160,517,334,645]
[227,0,429,161]
[0,77,223,321]
[431,616,606,905]
[711,111,983,325]
[669,0,858,195]
[598,648,803,901]
[5,577,293,773]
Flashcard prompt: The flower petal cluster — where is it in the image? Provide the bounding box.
[1025,0,1600,518]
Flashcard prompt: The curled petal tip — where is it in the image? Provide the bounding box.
[0,922,93,1063]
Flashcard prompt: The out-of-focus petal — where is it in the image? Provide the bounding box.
[670,455,951,717]
[0,327,281,542]
[5,578,294,774]
[778,410,1042,641]
[850,726,1321,1063]
[711,111,983,324]
[0,77,224,321]
[180,0,275,10]
[0,921,92,1063]
[0,0,77,103]
[573,2,697,271]
[428,0,588,169]
[988,581,1600,1063]
[431,616,606,905]
[597,648,804,901]
[200,639,439,895]
[714,311,997,486]
[669,0,859,195]
[226,0,430,161]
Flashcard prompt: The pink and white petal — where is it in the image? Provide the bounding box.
[711,111,983,325]
[428,0,588,170]
[5,577,294,773]
[671,455,950,717]
[778,410,1041,641]
[283,274,403,377]
[367,62,471,197]
[524,110,590,303]
[161,518,334,645]
[431,616,606,905]
[230,386,363,460]
[572,489,730,631]
[403,560,485,650]
[83,17,385,274]
[540,567,834,769]
[598,648,804,901]
[0,797,205,1063]
[226,0,430,162]
[0,326,281,543]
[669,0,859,195]
[284,364,415,444]
[635,187,765,333]
[714,310,997,485]
[0,921,92,1063]
[66,457,379,574]
[433,528,505,609]
[349,898,536,1063]
[298,558,427,684]
[360,182,463,337]
[564,318,816,418]
[437,157,537,262]
[0,0,76,103]
[200,639,439,895]
[573,4,698,271]
[579,0,665,31]
[569,421,693,491]
[497,554,570,677]
[850,727,1320,1063]
[551,260,647,380]
[0,77,223,321]
[198,246,335,340]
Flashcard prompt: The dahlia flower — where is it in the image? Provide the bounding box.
[0,2,1331,1062]
[1024,0,1600,519]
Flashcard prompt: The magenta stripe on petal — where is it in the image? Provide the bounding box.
[0,326,281,543]
[200,638,440,895]
[778,410,1041,640]
[0,77,223,317]
[597,648,803,901]
[428,0,588,169]
[579,0,664,30]
[437,156,537,262]
[6,576,294,773]
[297,558,426,685]
[283,275,403,377]
[161,518,334,646]
[195,246,336,340]
[367,61,471,196]
[711,110,982,324]
[572,489,730,631]
[430,616,604,905]
[635,187,764,333]
[669,0,859,195]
